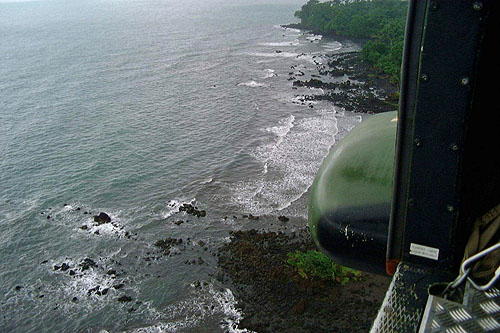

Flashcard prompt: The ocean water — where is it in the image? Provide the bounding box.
[0,0,363,331]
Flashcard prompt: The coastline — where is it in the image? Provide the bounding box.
[283,24,398,114]
[0,3,401,332]
[214,29,396,332]
[216,226,390,333]
[3,25,397,333]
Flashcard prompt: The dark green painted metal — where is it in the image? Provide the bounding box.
[308,111,397,272]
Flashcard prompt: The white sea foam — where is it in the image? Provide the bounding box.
[278,26,301,33]
[306,34,322,42]
[231,108,362,216]
[61,204,74,212]
[253,101,260,111]
[297,53,325,65]
[79,211,127,237]
[237,80,268,88]
[291,95,317,106]
[129,283,252,333]
[262,162,268,174]
[246,51,322,65]
[323,41,343,52]
[52,205,129,238]
[308,87,325,94]
[247,51,299,59]
[259,40,300,47]
[86,220,126,237]
[264,114,295,146]
[164,199,182,218]
[200,177,213,185]
[263,69,277,78]
[40,256,130,315]
[162,198,195,218]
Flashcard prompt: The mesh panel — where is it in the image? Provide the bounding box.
[370,264,452,332]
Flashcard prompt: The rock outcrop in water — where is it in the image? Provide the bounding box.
[278,215,289,222]
[93,212,111,225]
[179,203,206,217]
[154,237,183,256]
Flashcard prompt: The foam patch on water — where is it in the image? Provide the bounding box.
[162,198,195,219]
[276,25,301,33]
[298,53,325,65]
[47,204,129,238]
[291,95,318,106]
[308,87,325,94]
[130,282,252,333]
[78,211,127,237]
[200,177,214,184]
[246,51,299,59]
[86,221,126,237]
[246,51,324,66]
[323,41,343,52]
[237,80,268,88]
[163,200,182,218]
[264,114,295,146]
[259,40,300,47]
[253,100,260,111]
[231,108,362,216]
[38,255,132,315]
[263,69,277,78]
[306,34,322,42]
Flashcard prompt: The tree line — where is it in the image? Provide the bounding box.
[294,0,408,84]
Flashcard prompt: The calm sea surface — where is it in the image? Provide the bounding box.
[0,0,363,331]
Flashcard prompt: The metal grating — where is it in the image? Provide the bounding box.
[419,284,500,332]
[370,264,450,332]
[371,263,500,332]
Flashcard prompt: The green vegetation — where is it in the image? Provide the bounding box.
[294,0,408,84]
[287,250,361,285]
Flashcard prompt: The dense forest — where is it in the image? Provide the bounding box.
[294,0,408,84]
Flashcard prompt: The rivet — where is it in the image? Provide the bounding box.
[451,144,459,151]
[421,74,429,82]
[447,205,454,212]
[414,139,422,147]
[430,2,439,11]
[473,1,483,11]
[408,198,415,208]
[461,77,470,85]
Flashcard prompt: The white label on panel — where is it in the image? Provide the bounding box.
[410,243,439,260]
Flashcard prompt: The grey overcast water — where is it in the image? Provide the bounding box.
[0,0,363,331]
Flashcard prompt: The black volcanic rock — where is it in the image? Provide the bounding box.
[179,203,206,218]
[93,212,111,225]
[117,295,132,302]
[278,215,289,222]
[79,258,98,271]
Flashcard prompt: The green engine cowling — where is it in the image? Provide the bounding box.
[308,111,397,275]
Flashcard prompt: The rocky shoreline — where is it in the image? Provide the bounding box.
[29,205,391,332]
[212,38,397,332]
[293,52,398,113]
[217,227,390,332]
[12,35,397,332]
[283,23,399,114]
